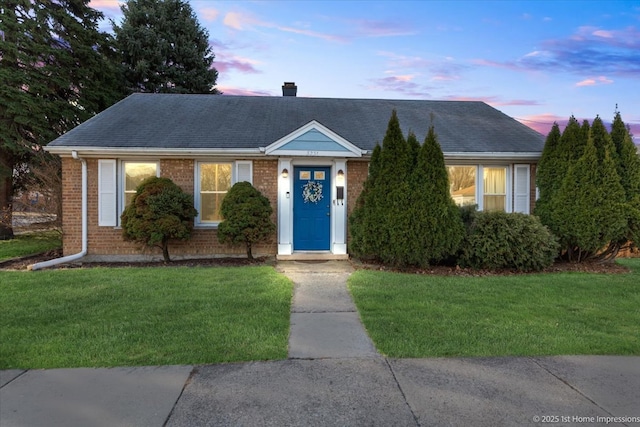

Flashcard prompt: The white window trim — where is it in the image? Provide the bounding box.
[194,160,253,227]
[478,165,511,213]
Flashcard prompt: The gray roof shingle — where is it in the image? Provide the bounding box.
[47,93,545,154]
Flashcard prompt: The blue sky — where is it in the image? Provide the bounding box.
[91,0,640,143]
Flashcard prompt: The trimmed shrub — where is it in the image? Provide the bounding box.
[121,176,197,262]
[218,182,275,259]
[462,211,558,271]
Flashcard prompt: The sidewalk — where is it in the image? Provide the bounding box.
[2,261,639,426]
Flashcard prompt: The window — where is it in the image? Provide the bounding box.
[195,161,252,225]
[98,160,158,227]
[199,163,232,222]
[447,166,476,207]
[483,167,507,212]
[123,162,158,207]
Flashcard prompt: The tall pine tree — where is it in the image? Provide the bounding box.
[349,112,463,267]
[113,0,219,94]
[609,111,640,254]
[0,0,123,239]
[406,126,464,266]
[534,123,561,228]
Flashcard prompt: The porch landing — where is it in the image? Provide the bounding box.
[276,253,349,261]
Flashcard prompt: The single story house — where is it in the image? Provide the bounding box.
[43,83,545,262]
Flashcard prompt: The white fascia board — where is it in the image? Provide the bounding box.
[444,152,541,162]
[44,146,264,158]
[265,120,362,157]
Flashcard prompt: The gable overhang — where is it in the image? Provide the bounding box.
[264,120,364,158]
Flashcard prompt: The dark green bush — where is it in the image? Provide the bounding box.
[121,176,197,262]
[461,211,558,271]
[218,182,275,259]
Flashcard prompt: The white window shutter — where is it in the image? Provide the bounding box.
[98,159,117,226]
[513,164,530,214]
[236,161,252,184]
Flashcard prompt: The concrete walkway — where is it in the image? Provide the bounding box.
[276,260,379,359]
[2,260,639,426]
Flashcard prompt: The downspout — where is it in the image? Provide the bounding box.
[30,151,87,270]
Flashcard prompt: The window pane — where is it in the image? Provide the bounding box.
[200,164,231,191]
[200,193,225,221]
[447,166,476,206]
[483,167,506,211]
[124,162,157,207]
[199,163,232,222]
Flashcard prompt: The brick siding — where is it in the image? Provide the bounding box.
[60,158,279,259]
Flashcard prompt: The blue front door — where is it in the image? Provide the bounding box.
[293,166,331,250]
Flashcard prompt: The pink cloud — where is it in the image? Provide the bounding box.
[575,76,614,86]
[223,11,345,42]
[353,19,417,37]
[367,76,433,97]
[214,55,261,74]
[200,7,220,22]
[89,0,121,11]
[223,11,261,30]
[516,114,566,135]
[218,87,272,96]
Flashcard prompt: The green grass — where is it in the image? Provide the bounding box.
[348,258,640,358]
[0,266,292,369]
[0,231,61,261]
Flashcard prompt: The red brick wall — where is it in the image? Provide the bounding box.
[61,158,278,259]
[346,160,368,216]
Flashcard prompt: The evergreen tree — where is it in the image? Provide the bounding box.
[534,123,561,228]
[113,0,219,94]
[349,113,463,267]
[608,111,640,254]
[552,121,626,261]
[406,126,464,266]
[349,144,380,257]
[0,0,123,239]
[561,116,586,164]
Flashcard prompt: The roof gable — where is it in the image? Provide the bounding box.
[265,121,363,157]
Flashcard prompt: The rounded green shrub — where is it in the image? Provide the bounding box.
[121,176,198,262]
[218,182,275,259]
[461,211,558,271]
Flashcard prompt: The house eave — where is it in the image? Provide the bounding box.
[44,146,265,158]
[444,152,541,162]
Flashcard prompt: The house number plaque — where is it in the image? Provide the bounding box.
[307,151,319,156]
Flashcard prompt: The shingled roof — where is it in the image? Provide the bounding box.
[46,93,545,155]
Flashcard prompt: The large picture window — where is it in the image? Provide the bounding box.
[199,163,232,222]
[483,167,507,212]
[447,166,476,207]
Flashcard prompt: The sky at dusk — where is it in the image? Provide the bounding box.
[91,0,640,143]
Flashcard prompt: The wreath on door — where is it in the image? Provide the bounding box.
[302,181,323,203]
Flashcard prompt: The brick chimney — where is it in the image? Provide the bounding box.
[282,82,297,97]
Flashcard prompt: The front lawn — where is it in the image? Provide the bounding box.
[0,266,292,369]
[348,259,640,358]
[0,230,61,261]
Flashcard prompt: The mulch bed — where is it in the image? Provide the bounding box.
[349,259,630,276]
[1,249,630,275]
